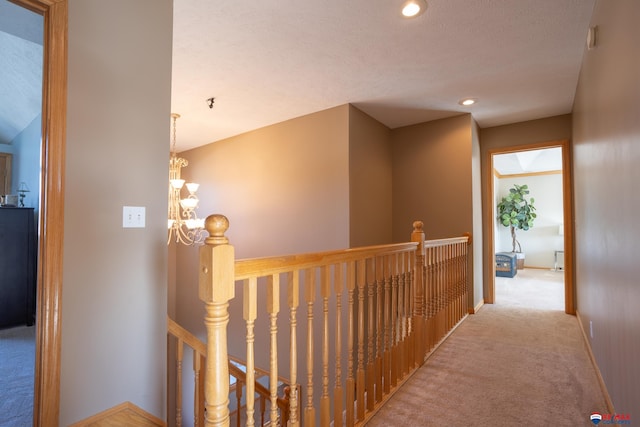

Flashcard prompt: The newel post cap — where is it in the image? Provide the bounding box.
[204,214,229,246]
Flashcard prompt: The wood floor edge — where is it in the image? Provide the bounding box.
[471,299,485,314]
[575,310,615,414]
[68,401,166,426]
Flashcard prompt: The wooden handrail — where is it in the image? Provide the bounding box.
[234,242,418,279]
[167,316,207,427]
[168,317,207,355]
[423,236,469,248]
[194,214,471,427]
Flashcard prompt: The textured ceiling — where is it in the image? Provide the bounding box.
[2,1,596,158]
[0,0,43,145]
[172,0,596,151]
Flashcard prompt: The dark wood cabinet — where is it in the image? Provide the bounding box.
[0,207,36,328]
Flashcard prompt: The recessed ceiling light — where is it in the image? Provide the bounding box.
[402,0,427,18]
[459,98,477,106]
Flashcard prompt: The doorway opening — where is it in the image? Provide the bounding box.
[3,1,67,426]
[488,140,574,314]
[0,1,44,424]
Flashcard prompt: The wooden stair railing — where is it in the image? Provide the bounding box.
[195,215,471,427]
[227,356,299,427]
[167,317,297,427]
[168,316,207,427]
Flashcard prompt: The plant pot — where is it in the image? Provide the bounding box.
[515,252,525,270]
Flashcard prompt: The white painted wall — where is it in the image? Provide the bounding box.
[496,173,564,268]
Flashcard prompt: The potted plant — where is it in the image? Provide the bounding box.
[497,184,536,269]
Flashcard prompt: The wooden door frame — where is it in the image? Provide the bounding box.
[11,0,67,425]
[487,139,575,314]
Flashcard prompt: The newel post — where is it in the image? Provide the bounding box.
[199,214,235,427]
[411,221,426,365]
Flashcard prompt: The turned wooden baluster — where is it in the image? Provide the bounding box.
[320,265,331,427]
[397,252,406,378]
[453,242,458,322]
[287,271,300,427]
[267,274,280,426]
[404,251,413,373]
[199,214,235,427]
[411,221,425,364]
[450,243,460,328]
[456,242,463,324]
[442,246,449,338]
[345,261,356,427]
[176,339,183,427]
[234,381,242,427]
[390,253,398,388]
[366,258,375,411]
[382,254,391,395]
[333,263,344,427]
[445,246,451,336]
[459,241,465,320]
[434,245,441,346]
[304,268,316,427]
[436,245,444,345]
[406,251,415,370]
[375,256,384,404]
[441,245,448,334]
[244,277,258,427]
[464,233,472,316]
[356,259,366,421]
[406,251,414,370]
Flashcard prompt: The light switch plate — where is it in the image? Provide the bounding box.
[123,206,146,228]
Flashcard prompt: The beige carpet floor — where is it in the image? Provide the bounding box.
[366,269,608,427]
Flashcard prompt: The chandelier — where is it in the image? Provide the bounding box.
[168,113,205,245]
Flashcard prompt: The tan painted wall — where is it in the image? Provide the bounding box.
[479,115,572,302]
[348,105,393,247]
[391,114,481,309]
[61,0,172,424]
[572,0,640,412]
[173,106,351,412]
[180,104,351,260]
[175,105,351,332]
[391,114,474,241]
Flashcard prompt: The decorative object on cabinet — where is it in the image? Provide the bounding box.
[17,182,30,207]
[0,207,37,328]
[1,194,18,207]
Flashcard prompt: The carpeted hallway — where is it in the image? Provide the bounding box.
[366,269,608,426]
[0,324,35,427]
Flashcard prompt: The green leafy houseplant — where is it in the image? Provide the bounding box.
[497,184,536,254]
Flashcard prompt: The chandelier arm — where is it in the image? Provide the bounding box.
[167,113,205,246]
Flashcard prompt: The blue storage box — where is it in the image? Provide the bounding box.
[496,252,517,278]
